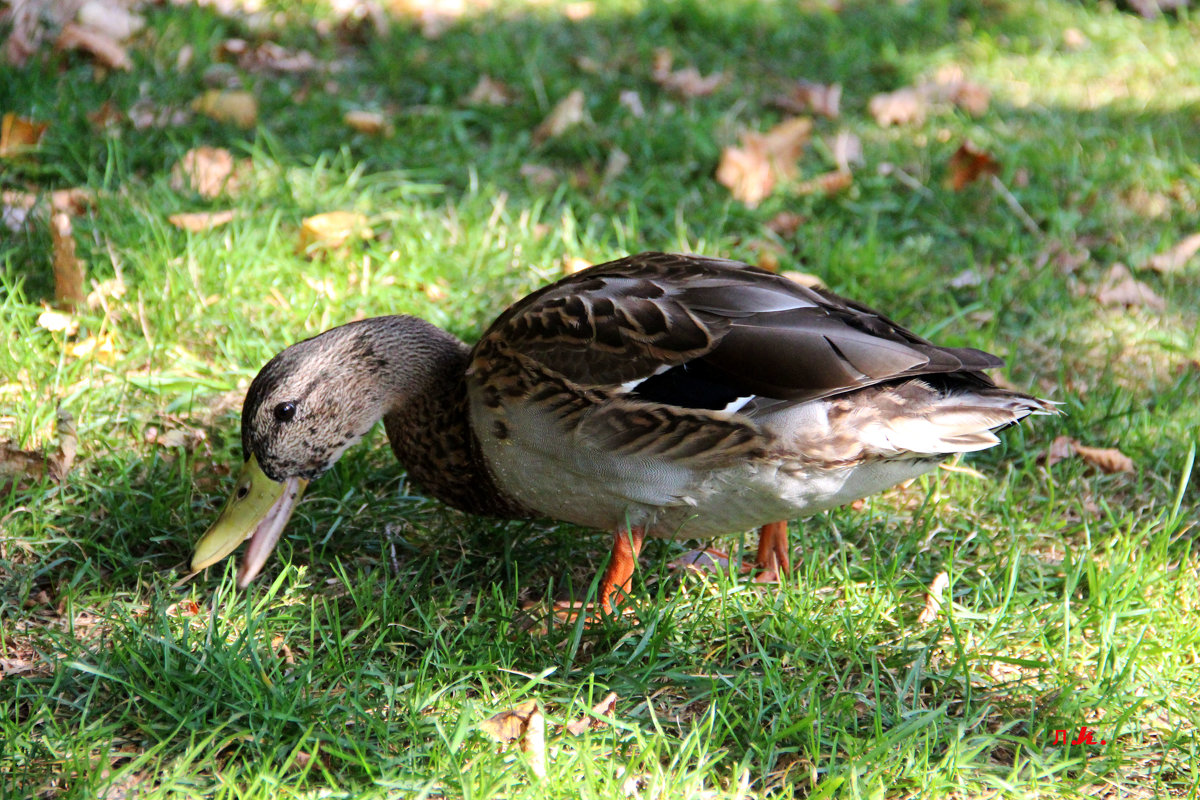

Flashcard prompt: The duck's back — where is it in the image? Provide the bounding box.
[466,252,1052,536]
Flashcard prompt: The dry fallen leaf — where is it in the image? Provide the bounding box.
[830,130,863,173]
[191,90,258,128]
[946,140,1000,191]
[1045,436,1135,474]
[56,22,131,70]
[171,147,240,199]
[1044,435,1076,467]
[533,89,586,143]
[651,48,724,98]
[868,87,927,127]
[794,169,852,196]
[68,333,118,363]
[478,699,537,738]
[168,210,236,232]
[773,81,841,118]
[518,163,560,187]
[37,309,79,335]
[478,700,545,777]
[618,90,645,118]
[299,211,372,252]
[0,113,48,157]
[0,408,77,483]
[78,0,145,40]
[1073,443,1135,474]
[1094,263,1166,310]
[344,110,393,136]
[916,571,950,624]
[766,211,805,237]
[565,692,619,736]
[218,39,318,74]
[1145,232,1200,274]
[51,212,86,308]
[716,117,812,207]
[463,75,514,106]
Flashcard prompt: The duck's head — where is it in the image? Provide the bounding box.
[190,323,399,587]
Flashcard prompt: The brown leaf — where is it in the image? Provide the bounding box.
[218,39,317,74]
[1044,435,1076,467]
[651,48,724,97]
[946,141,1000,191]
[772,81,841,118]
[1044,436,1135,473]
[0,407,77,483]
[533,89,586,143]
[916,571,949,624]
[1094,263,1166,310]
[463,75,514,107]
[830,130,863,173]
[716,117,812,208]
[1072,443,1135,474]
[519,163,559,187]
[78,0,145,40]
[0,113,48,157]
[299,211,372,253]
[171,147,240,199]
[794,169,852,196]
[766,211,805,237]
[51,212,86,308]
[344,110,393,136]
[868,87,927,127]
[565,692,619,736]
[1145,232,1200,274]
[478,700,539,743]
[57,22,131,70]
[168,210,236,232]
[191,90,258,128]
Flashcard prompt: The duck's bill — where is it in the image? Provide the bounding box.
[191,454,308,588]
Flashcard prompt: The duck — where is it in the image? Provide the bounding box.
[190,252,1056,613]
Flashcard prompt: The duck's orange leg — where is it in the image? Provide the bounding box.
[754,520,791,582]
[598,525,646,613]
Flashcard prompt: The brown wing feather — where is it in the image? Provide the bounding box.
[473,252,1002,406]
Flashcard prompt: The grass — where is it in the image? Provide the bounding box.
[2,0,1198,797]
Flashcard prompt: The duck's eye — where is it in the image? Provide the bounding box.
[273,402,297,422]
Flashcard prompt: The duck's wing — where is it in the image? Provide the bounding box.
[475,251,1002,414]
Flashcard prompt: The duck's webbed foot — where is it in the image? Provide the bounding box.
[752,520,791,584]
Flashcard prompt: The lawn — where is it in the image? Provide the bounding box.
[1,0,1198,797]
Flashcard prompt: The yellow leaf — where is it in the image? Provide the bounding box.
[299,211,372,252]
[191,90,258,128]
[37,309,78,334]
[344,110,393,136]
[68,333,118,363]
[0,113,48,157]
[168,210,236,232]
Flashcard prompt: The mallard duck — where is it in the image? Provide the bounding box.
[191,252,1055,611]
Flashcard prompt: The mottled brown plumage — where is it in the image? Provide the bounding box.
[193,252,1056,608]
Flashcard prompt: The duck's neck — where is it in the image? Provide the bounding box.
[374,316,531,519]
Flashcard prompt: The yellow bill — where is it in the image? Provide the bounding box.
[191,454,308,587]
